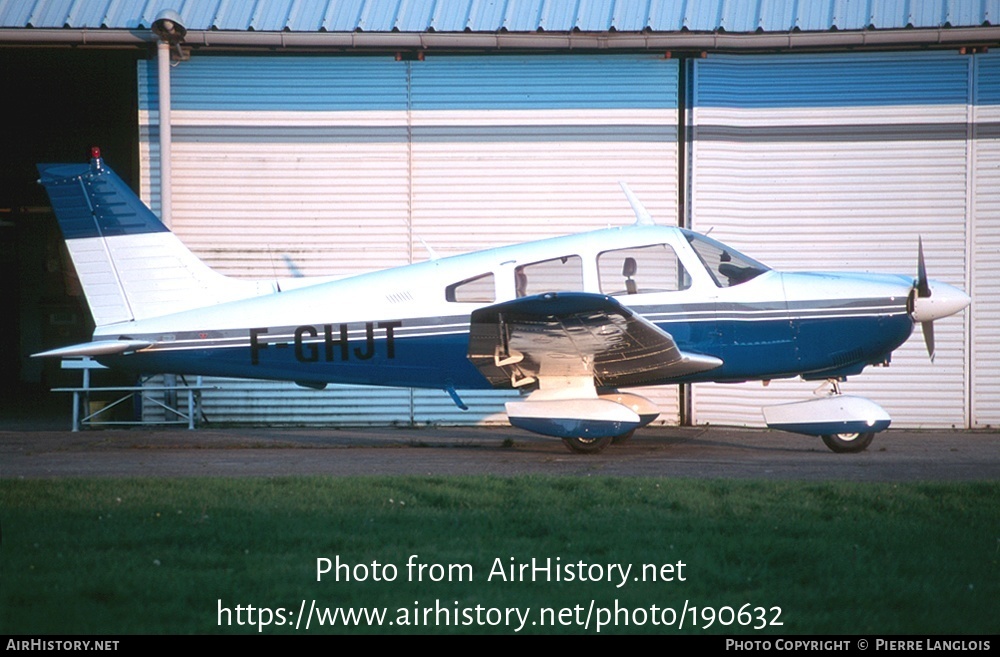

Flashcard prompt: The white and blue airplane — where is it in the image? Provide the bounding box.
[34,149,970,454]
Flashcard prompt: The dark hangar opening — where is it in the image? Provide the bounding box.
[0,48,140,422]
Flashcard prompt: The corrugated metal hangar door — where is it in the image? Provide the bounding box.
[137,54,681,427]
[688,51,997,430]
[971,53,1000,429]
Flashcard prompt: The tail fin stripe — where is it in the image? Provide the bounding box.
[38,162,169,240]
[38,154,264,328]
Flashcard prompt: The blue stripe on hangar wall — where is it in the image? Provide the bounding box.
[977,53,1000,104]
[139,56,409,111]
[695,51,998,108]
[409,56,677,110]
[138,51,997,115]
[139,54,679,112]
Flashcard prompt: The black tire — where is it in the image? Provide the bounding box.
[561,435,614,454]
[611,429,635,445]
[821,432,875,453]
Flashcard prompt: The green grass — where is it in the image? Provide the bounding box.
[2,477,998,634]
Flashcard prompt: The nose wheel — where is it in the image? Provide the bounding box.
[821,431,875,453]
[816,380,876,453]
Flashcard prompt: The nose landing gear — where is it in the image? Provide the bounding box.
[762,379,890,453]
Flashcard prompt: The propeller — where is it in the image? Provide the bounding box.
[916,237,934,361]
[908,237,971,363]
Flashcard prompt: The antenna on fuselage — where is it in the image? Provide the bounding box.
[281,254,305,277]
[417,235,439,261]
[619,182,655,226]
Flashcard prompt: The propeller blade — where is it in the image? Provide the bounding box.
[915,238,935,361]
[909,238,970,362]
[916,237,931,298]
[922,320,935,362]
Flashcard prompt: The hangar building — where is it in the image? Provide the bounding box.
[1,0,997,430]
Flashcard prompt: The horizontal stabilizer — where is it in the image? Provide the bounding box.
[32,340,154,359]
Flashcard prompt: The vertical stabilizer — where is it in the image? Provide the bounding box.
[37,151,263,328]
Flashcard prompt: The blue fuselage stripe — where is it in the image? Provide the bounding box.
[102,309,914,389]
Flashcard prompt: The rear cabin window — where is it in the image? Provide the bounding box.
[445,273,495,303]
[515,255,584,297]
[598,244,690,295]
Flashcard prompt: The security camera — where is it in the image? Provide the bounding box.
[152,9,187,44]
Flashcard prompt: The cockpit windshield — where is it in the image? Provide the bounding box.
[681,229,770,288]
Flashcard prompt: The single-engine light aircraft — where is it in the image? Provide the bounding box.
[34,150,970,453]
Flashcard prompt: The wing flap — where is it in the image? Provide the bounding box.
[468,292,721,389]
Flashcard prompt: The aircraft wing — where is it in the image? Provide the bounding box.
[468,292,722,389]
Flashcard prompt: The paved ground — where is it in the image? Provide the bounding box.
[2,422,998,481]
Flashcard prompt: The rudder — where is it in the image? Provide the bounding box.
[37,150,262,328]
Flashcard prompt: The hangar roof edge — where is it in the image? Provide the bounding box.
[1,1,997,53]
[1,0,996,34]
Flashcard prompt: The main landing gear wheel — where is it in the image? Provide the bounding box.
[611,429,635,445]
[561,435,614,454]
[821,432,875,454]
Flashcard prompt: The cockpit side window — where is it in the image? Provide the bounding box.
[515,255,583,297]
[682,230,770,288]
[597,244,691,295]
[446,273,495,303]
